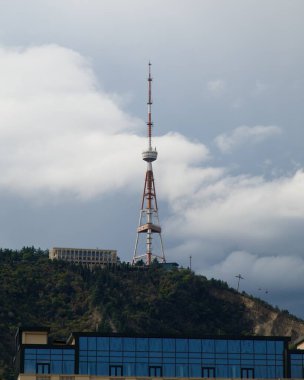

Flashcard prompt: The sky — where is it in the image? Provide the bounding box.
[0,0,304,317]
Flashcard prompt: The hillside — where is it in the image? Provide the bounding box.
[1,248,304,379]
[211,288,304,340]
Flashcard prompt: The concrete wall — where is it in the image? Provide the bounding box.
[22,331,48,345]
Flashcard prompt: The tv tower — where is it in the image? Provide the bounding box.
[132,63,166,266]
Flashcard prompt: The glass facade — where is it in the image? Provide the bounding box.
[290,351,304,378]
[77,336,286,378]
[24,348,75,374]
[21,333,303,378]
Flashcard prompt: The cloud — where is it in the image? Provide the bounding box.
[205,251,304,291]
[207,79,225,96]
[1,43,304,315]
[253,80,269,96]
[0,45,140,198]
[166,170,304,246]
[0,45,210,200]
[1,46,298,252]
[164,169,304,314]
[215,125,282,153]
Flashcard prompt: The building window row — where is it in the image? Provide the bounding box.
[77,363,283,378]
[24,348,75,375]
[49,247,118,267]
[79,336,285,355]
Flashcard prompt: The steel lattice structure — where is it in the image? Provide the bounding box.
[132,63,166,266]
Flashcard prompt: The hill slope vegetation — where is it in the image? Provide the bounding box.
[1,248,304,379]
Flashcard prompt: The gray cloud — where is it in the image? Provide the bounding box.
[0,45,212,201]
[165,170,304,246]
[207,79,226,97]
[215,126,282,154]
[203,250,304,315]
[0,44,303,318]
[0,0,303,317]
[205,251,304,291]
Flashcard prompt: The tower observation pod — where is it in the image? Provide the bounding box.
[132,63,166,266]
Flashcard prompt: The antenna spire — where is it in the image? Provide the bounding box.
[132,63,166,266]
[147,61,153,149]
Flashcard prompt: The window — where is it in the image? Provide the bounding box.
[25,359,36,373]
[275,341,284,354]
[254,341,266,354]
[202,340,215,353]
[189,339,200,353]
[97,337,109,350]
[176,339,188,352]
[36,363,50,374]
[267,341,275,354]
[215,340,227,353]
[110,337,122,351]
[163,338,175,352]
[163,363,175,377]
[217,365,228,377]
[228,340,240,353]
[136,337,148,351]
[291,365,303,378]
[136,363,148,376]
[189,364,201,377]
[150,338,162,352]
[109,365,123,376]
[122,363,134,376]
[241,368,254,378]
[176,364,188,377]
[79,337,87,350]
[291,353,304,378]
[51,360,62,373]
[24,348,74,375]
[202,367,215,378]
[149,366,162,377]
[241,340,253,354]
[88,337,97,350]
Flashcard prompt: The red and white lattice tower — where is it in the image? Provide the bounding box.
[132,63,166,266]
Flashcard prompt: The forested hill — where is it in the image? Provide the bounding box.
[1,248,304,380]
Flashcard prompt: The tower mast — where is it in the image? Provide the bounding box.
[132,63,166,266]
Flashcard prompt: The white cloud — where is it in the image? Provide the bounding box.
[0,45,141,198]
[253,80,269,96]
[0,46,300,245]
[207,79,225,96]
[231,98,243,109]
[0,45,210,200]
[1,43,304,315]
[215,125,282,153]
[166,170,304,244]
[164,168,304,314]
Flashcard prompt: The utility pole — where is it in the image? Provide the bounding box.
[235,274,244,292]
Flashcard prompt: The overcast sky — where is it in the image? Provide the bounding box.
[0,0,304,317]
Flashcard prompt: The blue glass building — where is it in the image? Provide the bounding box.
[15,328,304,379]
[289,349,304,378]
[75,334,287,378]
